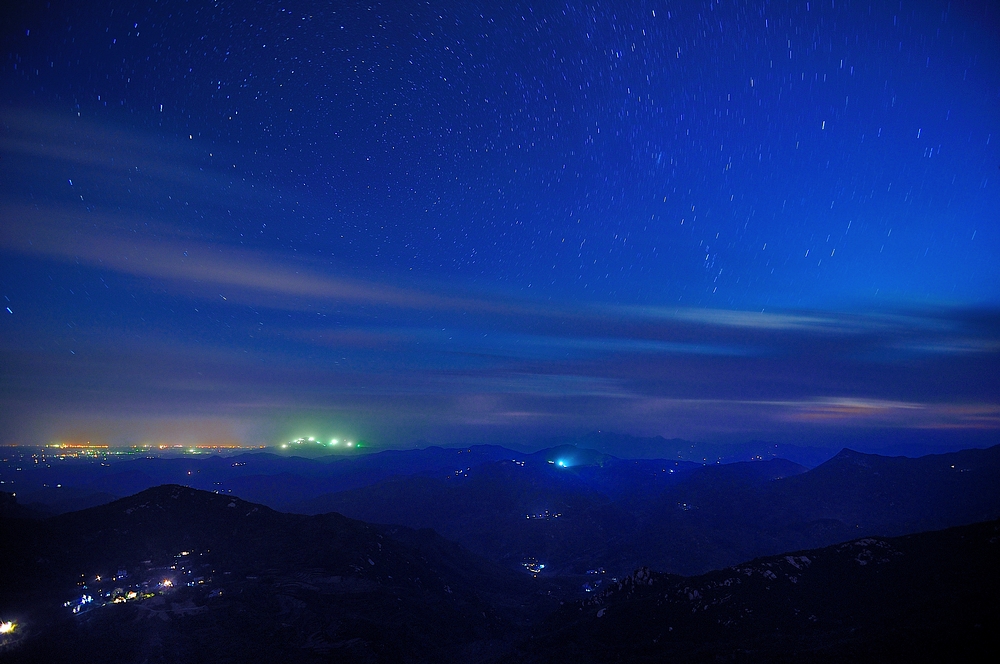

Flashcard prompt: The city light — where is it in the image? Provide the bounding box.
[0,621,14,634]
[280,436,358,450]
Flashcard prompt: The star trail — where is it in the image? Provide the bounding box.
[1,0,998,450]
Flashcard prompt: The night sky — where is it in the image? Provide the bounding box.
[1,0,998,450]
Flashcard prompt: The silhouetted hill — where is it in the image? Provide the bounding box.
[292,452,801,575]
[624,444,1000,574]
[0,485,547,663]
[770,446,1000,534]
[518,518,1000,663]
[291,457,650,574]
[294,445,1000,578]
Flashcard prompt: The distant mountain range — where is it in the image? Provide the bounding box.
[293,444,1000,576]
[6,434,993,519]
[6,441,1000,579]
[539,432,841,466]
[3,432,844,518]
[541,431,994,466]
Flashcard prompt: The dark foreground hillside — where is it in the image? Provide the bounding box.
[515,519,1000,663]
[1,487,998,663]
[0,485,548,663]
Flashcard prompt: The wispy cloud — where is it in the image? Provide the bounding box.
[6,201,993,361]
[4,111,1000,446]
[629,306,846,332]
[774,397,1000,430]
[0,204,476,311]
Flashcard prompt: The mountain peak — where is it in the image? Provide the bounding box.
[54,484,276,527]
[827,447,876,465]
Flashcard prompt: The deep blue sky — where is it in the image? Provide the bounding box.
[1,0,998,450]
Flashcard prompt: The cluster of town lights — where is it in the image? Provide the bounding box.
[42,442,267,457]
[0,621,15,634]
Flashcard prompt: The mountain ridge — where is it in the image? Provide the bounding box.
[517,518,1000,662]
